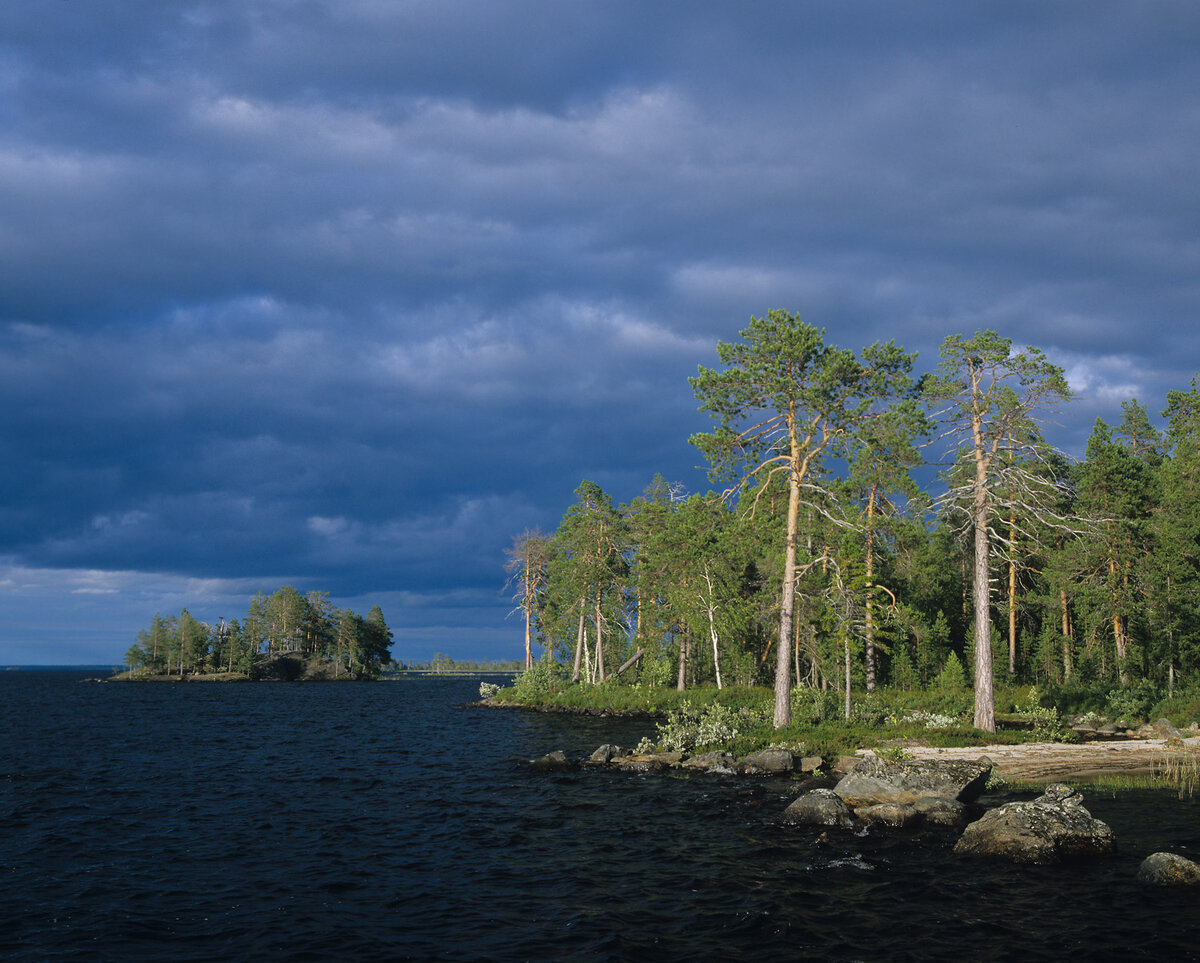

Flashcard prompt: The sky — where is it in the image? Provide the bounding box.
[2,2,1198,665]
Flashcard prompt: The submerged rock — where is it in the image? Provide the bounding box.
[854,802,922,828]
[782,788,854,828]
[953,784,1115,865]
[912,796,969,828]
[1137,852,1200,886]
[528,750,575,772]
[833,757,992,808]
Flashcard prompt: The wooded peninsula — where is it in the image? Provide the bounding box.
[118,585,393,680]
[494,317,1200,759]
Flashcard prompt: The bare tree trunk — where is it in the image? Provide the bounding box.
[594,588,606,683]
[676,630,687,692]
[572,603,585,682]
[773,415,802,728]
[615,647,644,678]
[1061,589,1072,681]
[865,485,877,691]
[844,632,852,721]
[972,457,996,732]
[1008,512,1017,677]
[1109,556,1127,683]
[702,568,723,690]
[522,565,535,671]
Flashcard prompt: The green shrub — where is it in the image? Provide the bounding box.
[934,652,967,691]
[638,649,674,688]
[646,700,742,753]
[1019,685,1066,742]
[1149,689,1200,728]
[507,659,561,701]
[1105,679,1162,726]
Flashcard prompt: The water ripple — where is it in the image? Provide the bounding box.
[3,671,1200,961]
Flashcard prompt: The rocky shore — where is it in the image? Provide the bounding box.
[529,744,1200,880]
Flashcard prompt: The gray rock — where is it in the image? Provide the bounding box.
[1136,852,1200,886]
[1152,718,1185,740]
[681,750,737,772]
[832,755,862,775]
[954,784,1116,864]
[588,744,627,763]
[612,751,682,773]
[855,803,922,828]
[529,750,575,771]
[739,748,796,775]
[799,755,824,774]
[782,788,854,827]
[913,796,969,827]
[833,757,992,807]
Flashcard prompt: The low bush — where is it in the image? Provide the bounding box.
[1148,689,1200,729]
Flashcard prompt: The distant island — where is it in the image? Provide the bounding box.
[115,585,392,681]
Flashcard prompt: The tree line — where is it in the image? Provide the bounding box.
[123,585,394,679]
[506,315,1200,732]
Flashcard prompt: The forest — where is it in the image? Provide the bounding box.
[122,585,394,679]
[504,317,1200,733]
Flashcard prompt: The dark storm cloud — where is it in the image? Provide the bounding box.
[2,1,1198,661]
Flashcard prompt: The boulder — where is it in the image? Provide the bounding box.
[1152,718,1186,740]
[832,755,862,775]
[588,744,627,764]
[738,748,796,775]
[953,784,1116,864]
[529,750,575,772]
[833,757,992,808]
[855,803,922,828]
[781,788,854,828]
[1136,852,1200,886]
[681,750,737,773]
[912,796,969,828]
[612,751,682,773]
[799,756,824,774]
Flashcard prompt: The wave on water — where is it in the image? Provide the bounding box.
[3,671,1200,961]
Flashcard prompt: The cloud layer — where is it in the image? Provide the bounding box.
[2,2,1198,662]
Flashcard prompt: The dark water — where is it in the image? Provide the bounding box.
[3,671,1200,962]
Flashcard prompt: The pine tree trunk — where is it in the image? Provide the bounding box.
[523,568,534,671]
[773,413,802,728]
[594,588,606,682]
[1109,556,1128,682]
[972,470,996,732]
[1008,512,1017,677]
[676,630,687,692]
[1060,589,1072,681]
[865,485,877,692]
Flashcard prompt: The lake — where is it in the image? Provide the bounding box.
[3,670,1199,961]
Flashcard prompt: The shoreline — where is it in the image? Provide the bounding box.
[885,738,1198,784]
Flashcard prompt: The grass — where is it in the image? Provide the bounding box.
[489,676,1071,761]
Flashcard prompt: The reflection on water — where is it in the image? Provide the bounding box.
[2,671,1199,961]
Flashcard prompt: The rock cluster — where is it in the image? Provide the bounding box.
[531,746,1196,874]
[534,744,825,776]
[782,756,988,830]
